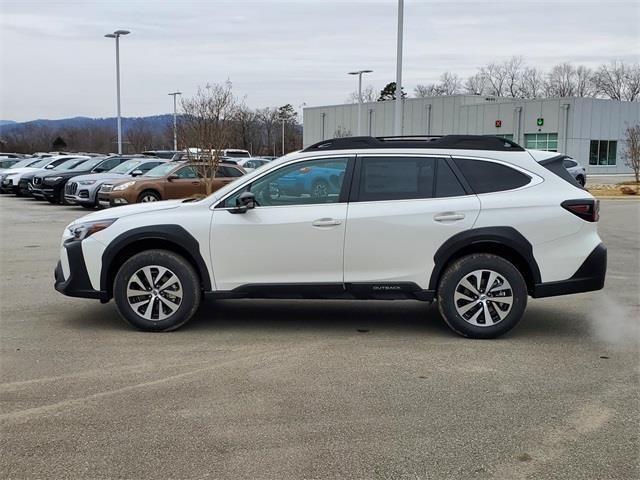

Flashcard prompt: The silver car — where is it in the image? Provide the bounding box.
[563,157,587,187]
[65,158,168,208]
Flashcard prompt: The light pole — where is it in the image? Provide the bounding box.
[104,29,130,154]
[394,0,404,136]
[348,70,373,136]
[168,91,182,150]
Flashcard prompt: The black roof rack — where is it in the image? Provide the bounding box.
[303,135,525,152]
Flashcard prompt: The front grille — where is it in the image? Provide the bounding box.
[100,184,113,193]
[33,177,42,186]
[66,182,78,195]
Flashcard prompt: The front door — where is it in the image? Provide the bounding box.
[210,156,353,291]
[163,165,205,199]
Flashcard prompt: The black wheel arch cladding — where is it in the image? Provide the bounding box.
[101,225,212,294]
[429,226,542,291]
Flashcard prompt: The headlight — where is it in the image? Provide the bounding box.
[44,176,63,184]
[113,181,136,191]
[78,180,97,185]
[68,219,116,241]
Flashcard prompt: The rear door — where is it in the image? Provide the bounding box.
[163,166,205,199]
[344,155,480,289]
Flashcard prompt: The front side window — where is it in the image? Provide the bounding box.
[224,157,349,207]
[96,157,123,171]
[218,166,243,178]
[453,158,530,194]
[358,156,436,202]
[174,166,200,178]
[589,140,617,166]
[145,163,179,178]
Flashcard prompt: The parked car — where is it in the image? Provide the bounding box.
[55,135,606,338]
[222,149,251,159]
[65,158,169,208]
[141,150,181,159]
[563,156,587,186]
[0,155,84,195]
[32,156,131,204]
[19,156,92,197]
[0,158,28,171]
[97,162,245,207]
[236,158,271,172]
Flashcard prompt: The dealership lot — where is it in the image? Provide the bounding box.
[0,196,638,479]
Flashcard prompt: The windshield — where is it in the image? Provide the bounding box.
[71,158,104,171]
[30,158,51,168]
[225,151,251,158]
[8,159,36,169]
[110,159,141,174]
[144,163,178,177]
[54,158,85,170]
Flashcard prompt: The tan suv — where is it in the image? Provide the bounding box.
[97,162,244,207]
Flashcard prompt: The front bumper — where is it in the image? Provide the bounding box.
[532,243,607,298]
[54,240,108,301]
[97,192,129,208]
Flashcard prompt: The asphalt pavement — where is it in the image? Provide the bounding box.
[0,195,638,480]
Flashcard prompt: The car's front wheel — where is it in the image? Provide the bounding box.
[113,249,201,331]
[437,254,527,339]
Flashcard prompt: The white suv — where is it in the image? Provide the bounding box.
[55,136,606,339]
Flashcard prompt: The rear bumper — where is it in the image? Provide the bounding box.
[54,240,108,301]
[532,243,606,298]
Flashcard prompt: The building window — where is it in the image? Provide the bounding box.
[589,140,617,166]
[494,134,513,141]
[524,133,558,151]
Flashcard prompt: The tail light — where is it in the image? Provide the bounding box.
[561,199,600,222]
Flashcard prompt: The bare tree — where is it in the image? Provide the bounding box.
[482,62,508,96]
[126,119,153,153]
[346,85,377,103]
[255,107,280,156]
[592,61,627,100]
[621,124,640,183]
[575,65,595,97]
[504,56,524,97]
[545,63,577,97]
[519,67,545,98]
[623,63,640,102]
[414,83,443,97]
[179,81,238,194]
[464,72,488,95]
[438,72,462,95]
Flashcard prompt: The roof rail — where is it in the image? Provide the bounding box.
[303,135,525,152]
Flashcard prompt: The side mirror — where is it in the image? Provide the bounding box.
[231,191,256,214]
[167,174,179,181]
[131,169,143,177]
[45,165,54,169]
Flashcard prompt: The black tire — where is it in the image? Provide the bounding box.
[576,175,585,187]
[58,189,66,205]
[437,254,528,339]
[113,249,201,332]
[46,196,58,204]
[137,190,160,203]
[80,203,95,209]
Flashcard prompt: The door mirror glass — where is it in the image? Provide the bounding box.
[45,164,54,169]
[167,174,179,181]
[131,169,143,177]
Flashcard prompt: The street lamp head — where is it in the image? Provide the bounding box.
[104,34,116,38]
[348,71,359,75]
[114,30,130,35]
[348,70,373,75]
[168,91,182,96]
[362,69,373,74]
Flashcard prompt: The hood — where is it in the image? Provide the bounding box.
[69,199,185,225]
[69,172,126,183]
[4,167,42,178]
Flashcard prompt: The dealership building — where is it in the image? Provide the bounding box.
[303,96,640,174]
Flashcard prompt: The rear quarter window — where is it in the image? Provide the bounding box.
[453,158,530,194]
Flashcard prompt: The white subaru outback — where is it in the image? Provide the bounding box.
[55,136,606,339]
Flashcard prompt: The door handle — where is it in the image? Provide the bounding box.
[312,218,342,227]
[434,212,466,222]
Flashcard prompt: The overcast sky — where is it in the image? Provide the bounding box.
[0,0,638,122]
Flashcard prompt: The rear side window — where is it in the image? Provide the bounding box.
[563,159,578,168]
[358,157,436,201]
[436,160,466,197]
[218,166,243,177]
[453,158,530,194]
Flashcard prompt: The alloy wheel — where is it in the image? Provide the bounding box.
[126,265,183,321]
[453,269,513,326]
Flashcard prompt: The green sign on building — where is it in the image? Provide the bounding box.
[536,118,544,127]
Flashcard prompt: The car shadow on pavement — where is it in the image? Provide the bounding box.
[64,298,584,340]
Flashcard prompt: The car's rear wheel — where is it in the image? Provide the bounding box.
[113,249,201,332]
[138,190,160,203]
[437,254,527,339]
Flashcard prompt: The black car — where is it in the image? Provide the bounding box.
[32,156,130,204]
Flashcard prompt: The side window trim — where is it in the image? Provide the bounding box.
[444,157,474,195]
